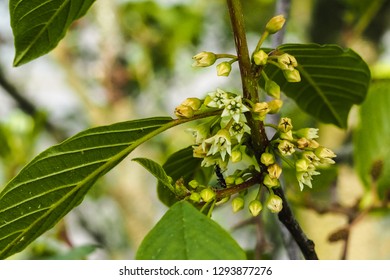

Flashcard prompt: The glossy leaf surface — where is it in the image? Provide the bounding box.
[10,0,96,66]
[136,201,246,260]
[263,44,371,128]
[0,117,173,259]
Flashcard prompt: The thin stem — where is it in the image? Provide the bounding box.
[226,0,256,102]
[273,187,318,259]
[226,0,318,260]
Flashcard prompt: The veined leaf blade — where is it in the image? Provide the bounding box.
[263,44,371,128]
[0,117,173,259]
[133,157,174,192]
[136,201,246,260]
[10,0,96,66]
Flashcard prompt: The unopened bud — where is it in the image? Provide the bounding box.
[297,137,310,149]
[280,130,293,141]
[278,117,293,132]
[200,188,216,203]
[265,80,280,99]
[216,62,232,76]
[231,149,242,163]
[263,174,280,188]
[192,51,217,67]
[232,196,245,213]
[295,158,309,172]
[253,50,268,65]
[295,128,319,140]
[174,104,194,118]
[261,152,275,166]
[265,15,286,34]
[235,177,245,185]
[283,69,301,83]
[190,192,201,203]
[188,179,199,189]
[249,200,263,216]
[315,146,336,164]
[253,102,270,120]
[225,176,236,185]
[267,99,283,114]
[268,163,282,179]
[277,53,298,71]
[181,98,202,111]
[278,140,295,155]
[266,194,283,213]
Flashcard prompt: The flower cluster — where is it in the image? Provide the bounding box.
[171,15,337,217]
[184,88,251,168]
[266,117,336,191]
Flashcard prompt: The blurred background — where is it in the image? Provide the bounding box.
[1,0,390,259]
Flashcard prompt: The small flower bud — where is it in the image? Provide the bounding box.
[200,188,216,203]
[232,196,245,213]
[249,200,263,216]
[277,53,298,71]
[315,146,336,164]
[297,137,310,149]
[225,176,236,185]
[252,102,270,120]
[268,163,282,179]
[188,179,199,189]
[261,152,275,166]
[308,139,320,149]
[216,61,232,76]
[278,140,295,155]
[265,80,280,99]
[265,15,286,34]
[278,117,293,132]
[267,99,283,114]
[235,177,245,185]
[174,104,194,118]
[266,194,283,213]
[190,192,201,203]
[181,98,202,111]
[280,130,293,141]
[192,51,217,67]
[295,158,309,172]
[253,50,268,65]
[231,149,242,163]
[263,174,280,188]
[295,128,319,140]
[283,69,301,83]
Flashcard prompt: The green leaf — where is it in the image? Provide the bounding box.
[157,146,213,206]
[136,201,246,260]
[10,0,96,66]
[354,81,390,195]
[0,117,175,259]
[263,44,371,128]
[133,157,175,193]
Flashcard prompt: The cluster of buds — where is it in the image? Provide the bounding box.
[268,117,336,190]
[192,52,238,77]
[173,14,337,218]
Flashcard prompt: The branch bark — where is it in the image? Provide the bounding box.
[226,0,318,260]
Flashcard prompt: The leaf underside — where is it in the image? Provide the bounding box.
[10,0,96,66]
[264,44,371,128]
[0,117,172,259]
[354,81,390,195]
[157,146,213,206]
[136,201,246,260]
